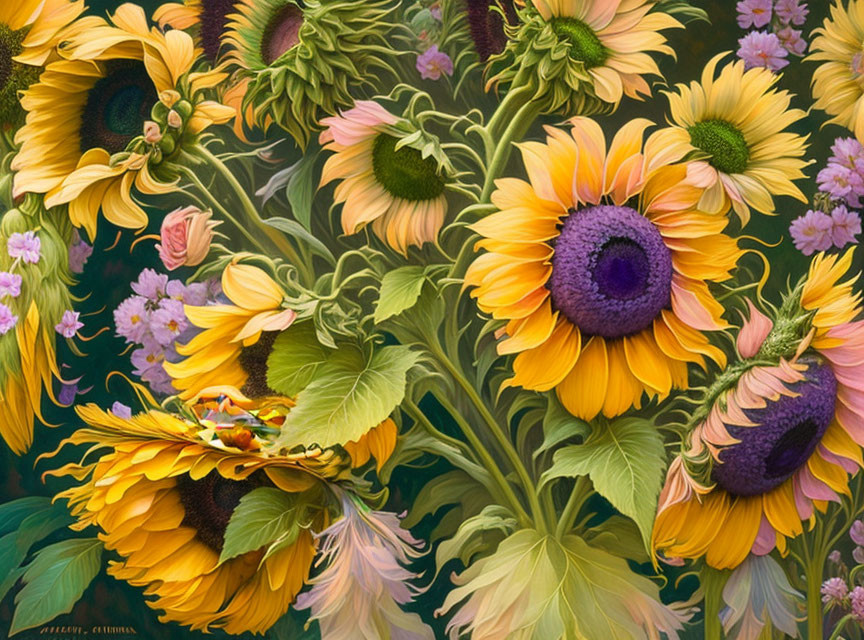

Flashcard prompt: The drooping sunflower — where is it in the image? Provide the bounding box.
[0,0,91,126]
[223,0,397,147]
[12,4,233,239]
[46,394,343,634]
[319,100,450,256]
[154,0,239,62]
[464,0,519,62]
[487,0,681,115]
[164,261,297,400]
[465,117,741,421]
[660,53,809,224]
[809,0,864,142]
[653,251,864,570]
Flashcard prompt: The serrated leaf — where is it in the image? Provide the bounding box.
[534,394,590,460]
[264,216,334,264]
[540,417,665,551]
[220,488,303,563]
[278,345,418,448]
[10,538,102,634]
[374,266,427,323]
[266,322,331,397]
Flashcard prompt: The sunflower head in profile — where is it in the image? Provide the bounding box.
[464,0,519,62]
[0,0,91,128]
[661,53,809,225]
[653,251,864,570]
[465,117,743,421]
[223,0,398,147]
[45,389,351,634]
[318,100,452,256]
[486,0,681,115]
[11,4,233,240]
[155,0,240,63]
[809,0,864,142]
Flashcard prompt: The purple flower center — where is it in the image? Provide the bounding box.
[548,205,672,338]
[713,358,837,497]
[199,0,239,62]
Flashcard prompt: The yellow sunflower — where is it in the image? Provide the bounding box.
[164,261,296,400]
[45,394,343,634]
[319,100,449,255]
[465,117,740,421]
[12,4,232,239]
[488,0,681,114]
[653,251,864,569]
[809,0,864,142]
[660,53,809,224]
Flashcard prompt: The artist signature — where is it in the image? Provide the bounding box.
[18,626,139,639]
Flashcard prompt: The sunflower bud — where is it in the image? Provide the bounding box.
[143,121,162,144]
[167,109,183,129]
[156,206,220,270]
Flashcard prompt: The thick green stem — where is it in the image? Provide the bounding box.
[807,556,826,640]
[555,476,591,539]
[701,566,728,640]
[480,98,543,202]
[195,145,314,285]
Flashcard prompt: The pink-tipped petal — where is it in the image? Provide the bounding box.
[737,299,773,358]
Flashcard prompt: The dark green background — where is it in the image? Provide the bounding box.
[0,1,851,638]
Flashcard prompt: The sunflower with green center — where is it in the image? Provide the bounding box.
[653,251,864,570]
[660,53,809,225]
[223,0,397,147]
[11,3,233,239]
[465,117,742,421]
[486,0,681,115]
[318,100,450,255]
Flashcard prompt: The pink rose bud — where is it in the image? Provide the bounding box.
[143,120,162,144]
[167,110,182,128]
[156,206,220,271]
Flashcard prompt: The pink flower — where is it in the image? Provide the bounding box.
[143,120,162,144]
[416,45,454,80]
[775,0,808,26]
[852,586,864,622]
[114,295,150,343]
[789,210,834,255]
[822,577,849,605]
[0,271,22,298]
[851,519,864,546]
[818,164,864,207]
[150,298,188,345]
[156,206,220,271]
[736,0,772,29]
[831,205,861,248]
[68,230,93,274]
[0,303,18,335]
[776,26,806,56]
[7,231,41,264]
[830,137,864,171]
[737,31,789,71]
[131,268,168,300]
[55,310,83,338]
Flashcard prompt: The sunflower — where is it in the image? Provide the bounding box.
[660,53,809,225]
[0,0,90,126]
[652,251,864,570]
[45,393,346,634]
[319,100,449,255]
[809,0,864,142]
[465,117,741,421]
[164,261,296,400]
[487,0,681,115]
[223,0,397,147]
[464,0,519,62]
[154,0,239,62]
[11,4,233,239]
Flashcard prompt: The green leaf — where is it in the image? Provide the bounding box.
[266,322,331,397]
[534,394,591,460]
[220,488,302,563]
[10,538,103,634]
[435,505,516,575]
[540,417,665,551]
[285,149,320,230]
[374,266,426,323]
[0,497,53,536]
[583,515,650,564]
[278,345,419,448]
[264,216,334,264]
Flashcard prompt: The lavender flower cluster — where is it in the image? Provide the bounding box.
[113,269,219,395]
[820,520,864,627]
[790,138,864,255]
[736,0,808,72]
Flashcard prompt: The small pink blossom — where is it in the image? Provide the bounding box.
[822,577,849,605]
[776,26,806,56]
[111,401,132,418]
[68,230,93,274]
[818,163,864,207]
[0,303,18,335]
[416,45,454,81]
[736,0,772,29]
[774,0,808,26]
[789,209,833,256]
[737,31,789,71]
[831,205,861,248]
[0,271,22,298]
[852,586,864,622]
[7,231,41,264]
[55,310,83,338]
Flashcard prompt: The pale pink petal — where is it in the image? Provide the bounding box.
[737,299,774,358]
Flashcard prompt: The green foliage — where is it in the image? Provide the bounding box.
[10,538,103,635]
[435,504,516,574]
[267,322,332,397]
[534,393,591,460]
[657,0,710,24]
[583,515,650,564]
[264,217,335,264]
[541,417,665,551]
[403,470,494,542]
[374,266,427,323]
[284,149,320,231]
[278,345,419,448]
[220,488,308,563]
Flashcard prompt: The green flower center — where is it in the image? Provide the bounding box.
[550,17,608,69]
[0,24,38,127]
[261,3,304,65]
[372,134,445,201]
[687,119,750,175]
